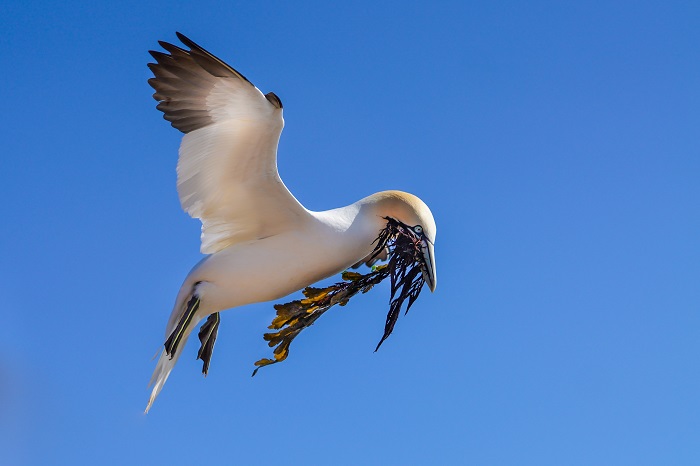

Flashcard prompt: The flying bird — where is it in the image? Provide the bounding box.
[145,33,437,412]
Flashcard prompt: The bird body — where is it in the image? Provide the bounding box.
[146,33,437,412]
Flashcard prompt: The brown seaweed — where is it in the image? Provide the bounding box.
[252,218,427,376]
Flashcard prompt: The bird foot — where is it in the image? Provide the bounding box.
[197,312,220,376]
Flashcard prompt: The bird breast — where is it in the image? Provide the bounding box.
[188,216,378,313]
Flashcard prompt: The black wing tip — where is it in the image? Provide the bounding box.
[265,92,283,109]
[148,32,257,133]
[173,31,254,85]
[175,31,199,51]
[150,33,196,58]
[158,40,188,56]
[148,50,173,63]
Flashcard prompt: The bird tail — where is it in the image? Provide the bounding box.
[145,294,202,413]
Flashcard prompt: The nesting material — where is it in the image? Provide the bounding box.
[252,218,427,376]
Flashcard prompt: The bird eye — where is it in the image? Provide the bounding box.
[413,225,423,234]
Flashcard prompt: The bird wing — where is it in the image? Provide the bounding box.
[148,33,310,254]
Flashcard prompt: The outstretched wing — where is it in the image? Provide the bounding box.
[148,33,310,254]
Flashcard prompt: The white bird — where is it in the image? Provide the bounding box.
[145,33,437,413]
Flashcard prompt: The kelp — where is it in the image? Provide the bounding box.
[252,218,427,376]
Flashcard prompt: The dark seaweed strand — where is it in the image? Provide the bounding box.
[374,221,426,351]
[252,218,427,375]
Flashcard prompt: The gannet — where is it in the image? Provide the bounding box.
[145,33,437,413]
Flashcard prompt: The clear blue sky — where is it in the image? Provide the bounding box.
[1,1,699,464]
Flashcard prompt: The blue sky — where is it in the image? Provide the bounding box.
[1,1,699,464]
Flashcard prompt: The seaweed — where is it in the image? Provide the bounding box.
[252,218,427,376]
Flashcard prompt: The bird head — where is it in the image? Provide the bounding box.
[362,191,437,292]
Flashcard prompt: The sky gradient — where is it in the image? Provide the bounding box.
[2,1,699,464]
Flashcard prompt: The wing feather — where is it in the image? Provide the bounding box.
[149,33,310,253]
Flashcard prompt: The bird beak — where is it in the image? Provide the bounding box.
[420,238,437,292]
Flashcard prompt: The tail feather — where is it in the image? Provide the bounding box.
[145,317,201,413]
[145,290,203,414]
[145,349,177,413]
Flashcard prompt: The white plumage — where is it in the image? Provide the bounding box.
[145,33,437,412]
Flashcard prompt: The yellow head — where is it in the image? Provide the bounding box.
[360,190,437,291]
